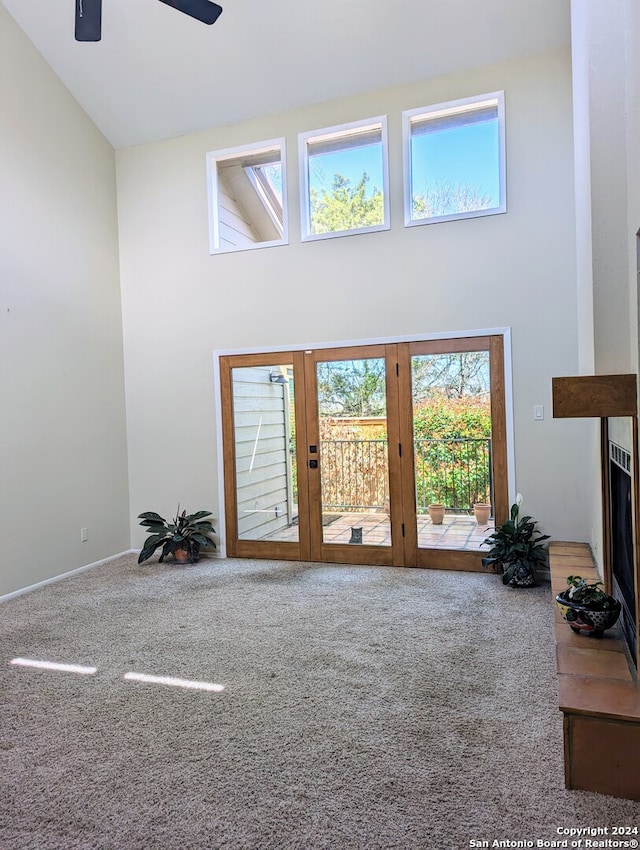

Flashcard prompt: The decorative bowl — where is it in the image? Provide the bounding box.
[555,590,621,637]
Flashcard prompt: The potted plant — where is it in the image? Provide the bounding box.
[481,493,550,587]
[137,506,216,564]
[555,575,621,636]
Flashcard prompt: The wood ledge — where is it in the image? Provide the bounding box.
[549,542,639,720]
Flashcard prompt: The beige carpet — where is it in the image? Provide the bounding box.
[1,554,639,849]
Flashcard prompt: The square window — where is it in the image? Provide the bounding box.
[299,117,390,241]
[403,92,506,226]
[207,139,287,254]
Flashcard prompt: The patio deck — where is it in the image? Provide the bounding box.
[266,511,494,551]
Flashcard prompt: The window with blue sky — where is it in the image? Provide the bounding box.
[299,117,390,241]
[403,92,506,226]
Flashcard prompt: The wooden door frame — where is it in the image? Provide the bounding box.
[219,350,311,561]
[302,343,400,566]
[215,328,515,566]
[397,334,509,571]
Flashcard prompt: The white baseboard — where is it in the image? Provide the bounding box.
[0,550,136,603]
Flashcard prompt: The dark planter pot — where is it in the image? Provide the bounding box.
[172,546,199,564]
[506,563,537,588]
[555,590,621,637]
[481,557,538,587]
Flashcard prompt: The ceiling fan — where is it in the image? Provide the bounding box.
[75,0,223,42]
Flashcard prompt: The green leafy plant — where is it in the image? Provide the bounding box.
[412,395,492,509]
[481,494,550,586]
[138,506,216,564]
[564,575,617,609]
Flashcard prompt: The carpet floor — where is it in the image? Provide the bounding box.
[1,554,639,850]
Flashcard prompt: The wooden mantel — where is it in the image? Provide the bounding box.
[552,374,637,418]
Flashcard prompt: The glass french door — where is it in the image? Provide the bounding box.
[219,336,507,569]
[302,345,402,565]
[220,351,311,561]
[397,336,508,570]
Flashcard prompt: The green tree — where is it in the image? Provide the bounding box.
[412,395,492,509]
[315,354,489,419]
[412,352,490,401]
[412,395,491,441]
[310,172,384,234]
[317,359,386,417]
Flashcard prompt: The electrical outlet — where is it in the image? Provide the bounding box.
[80,527,88,543]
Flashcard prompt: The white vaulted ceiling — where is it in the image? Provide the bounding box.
[2,0,570,149]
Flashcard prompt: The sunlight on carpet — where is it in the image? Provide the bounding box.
[10,657,98,675]
[123,671,225,692]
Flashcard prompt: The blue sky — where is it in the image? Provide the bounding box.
[411,121,499,204]
[309,145,383,194]
[308,120,499,205]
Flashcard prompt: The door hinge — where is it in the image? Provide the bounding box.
[396,362,399,377]
[402,523,405,537]
[398,443,402,457]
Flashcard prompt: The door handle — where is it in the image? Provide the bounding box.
[308,459,318,469]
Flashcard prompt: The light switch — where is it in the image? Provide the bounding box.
[533,405,544,421]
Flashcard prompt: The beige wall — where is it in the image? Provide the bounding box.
[1,4,635,590]
[0,6,130,596]
[570,0,640,567]
[117,47,592,548]
[628,0,640,381]
[583,0,637,375]
[572,0,639,377]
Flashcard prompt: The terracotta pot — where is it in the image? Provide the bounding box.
[173,548,191,564]
[473,503,491,525]
[428,504,445,525]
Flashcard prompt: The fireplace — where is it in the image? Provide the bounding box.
[609,442,637,666]
[552,373,640,671]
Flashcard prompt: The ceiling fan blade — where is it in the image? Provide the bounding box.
[156,0,223,25]
[75,0,102,41]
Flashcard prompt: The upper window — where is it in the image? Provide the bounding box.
[207,139,287,254]
[403,92,506,227]
[299,117,390,242]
